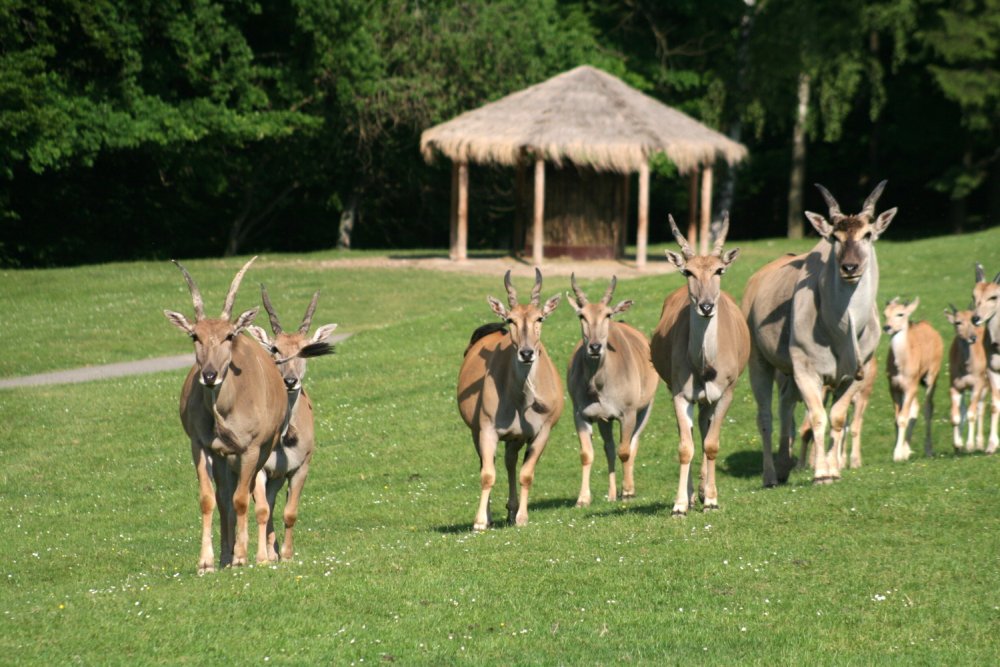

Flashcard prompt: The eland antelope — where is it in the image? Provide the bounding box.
[650,214,749,515]
[566,275,658,506]
[163,257,286,573]
[457,269,564,530]
[972,264,1000,453]
[945,305,988,452]
[743,181,896,485]
[246,285,338,561]
[883,297,943,461]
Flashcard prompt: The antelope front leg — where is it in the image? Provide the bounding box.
[514,427,553,527]
[473,430,498,531]
[672,395,696,516]
[893,389,918,462]
[574,414,596,507]
[699,390,734,510]
[923,381,938,457]
[974,385,987,451]
[252,470,276,563]
[987,371,1000,454]
[597,420,617,502]
[849,391,869,469]
[950,387,964,452]
[826,387,858,482]
[280,461,310,561]
[191,443,216,574]
[617,412,639,499]
[750,356,778,487]
[797,378,831,483]
[233,455,265,567]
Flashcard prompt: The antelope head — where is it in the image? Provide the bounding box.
[163,257,260,388]
[487,268,561,366]
[972,263,1000,327]
[805,180,897,283]
[567,274,633,359]
[247,285,338,392]
[882,296,919,336]
[945,303,980,345]
[665,212,740,318]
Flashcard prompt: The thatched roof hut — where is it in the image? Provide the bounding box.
[420,65,748,266]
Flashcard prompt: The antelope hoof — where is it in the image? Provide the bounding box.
[703,503,719,512]
[197,563,215,576]
[671,507,688,517]
[472,521,489,532]
[812,476,832,485]
[622,490,636,501]
[232,556,247,568]
[514,514,528,527]
[576,497,591,508]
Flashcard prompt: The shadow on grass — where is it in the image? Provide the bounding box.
[581,500,672,519]
[431,496,580,534]
[721,449,764,478]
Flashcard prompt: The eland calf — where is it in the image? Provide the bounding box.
[945,305,988,452]
[883,298,943,461]
[972,264,1000,453]
[566,275,658,506]
[457,269,563,530]
[650,214,749,515]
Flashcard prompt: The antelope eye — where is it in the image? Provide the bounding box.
[536,317,544,323]
[864,231,873,240]
[270,345,279,355]
[578,314,585,320]
[225,333,235,342]
[189,333,199,342]
[681,269,692,277]
[715,268,725,276]
[505,318,513,324]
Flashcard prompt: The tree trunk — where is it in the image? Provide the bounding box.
[717,4,756,217]
[337,194,358,249]
[787,71,811,239]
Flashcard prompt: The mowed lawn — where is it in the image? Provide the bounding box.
[1,228,999,664]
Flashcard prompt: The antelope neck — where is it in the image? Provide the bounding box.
[688,306,718,375]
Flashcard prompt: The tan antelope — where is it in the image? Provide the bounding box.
[163,257,286,573]
[566,274,658,506]
[246,285,338,561]
[944,305,988,452]
[972,264,1000,453]
[457,269,563,530]
[743,181,896,485]
[883,297,943,461]
[650,214,749,515]
[795,355,877,470]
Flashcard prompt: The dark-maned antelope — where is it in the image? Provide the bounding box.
[883,297,943,461]
[566,275,658,506]
[163,257,286,573]
[795,355,877,471]
[972,264,1000,454]
[743,181,896,485]
[246,285,338,561]
[650,214,749,515]
[945,305,988,452]
[457,269,564,530]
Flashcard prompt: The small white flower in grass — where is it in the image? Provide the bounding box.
[740,627,747,632]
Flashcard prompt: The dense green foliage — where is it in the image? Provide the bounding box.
[1,231,999,663]
[0,1,997,267]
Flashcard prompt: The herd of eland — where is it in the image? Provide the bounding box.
[164,181,1000,571]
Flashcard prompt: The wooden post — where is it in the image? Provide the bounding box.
[513,160,525,256]
[449,162,459,260]
[456,162,469,261]
[636,161,650,270]
[688,170,699,249]
[620,173,630,257]
[699,165,713,256]
[533,158,545,266]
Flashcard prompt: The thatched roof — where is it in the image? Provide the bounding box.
[420,65,747,175]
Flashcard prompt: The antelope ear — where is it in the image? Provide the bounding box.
[246,324,272,349]
[311,323,339,344]
[164,310,195,336]
[232,306,259,334]
[565,292,583,314]
[804,211,833,238]
[487,296,508,320]
[664,250,686,271]
[944,309,956,324]
[872,207,897,239]
[611,299,634,316]
[721,247,741,266]
[993,270,1000,285]
[907,296,920,314]
[541,293,562,318]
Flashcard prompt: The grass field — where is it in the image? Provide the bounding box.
[1,229,999,664]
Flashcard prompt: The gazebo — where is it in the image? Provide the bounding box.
[420,65,748,268]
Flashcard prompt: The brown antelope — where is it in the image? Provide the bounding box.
[743,181,896,485]
[972,264,1000,454]
[945,305,988,452]
[457,269,563,530]
[650,214,749,515]
[163,257,286,573]
[566,274,658,506]
[246,285,338,561]
[795,355,877,470]
[883,297,943,461]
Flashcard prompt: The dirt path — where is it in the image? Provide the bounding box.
[0,333,353,390]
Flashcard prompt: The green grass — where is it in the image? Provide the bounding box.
[1,229,999,664]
